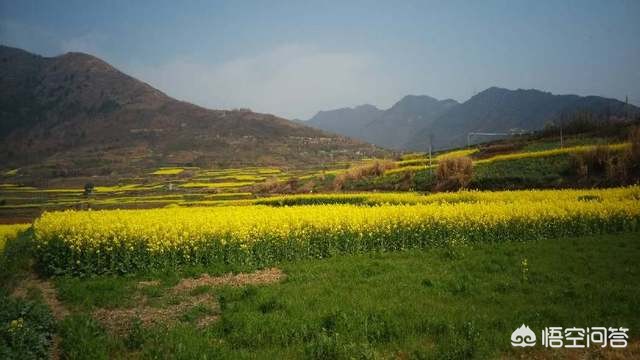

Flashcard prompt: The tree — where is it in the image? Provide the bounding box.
[83,183,94,197]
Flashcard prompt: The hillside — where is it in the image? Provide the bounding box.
[305,88,637,151]
[0,46,384,177]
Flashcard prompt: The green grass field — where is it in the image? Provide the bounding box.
[2,230,638,359]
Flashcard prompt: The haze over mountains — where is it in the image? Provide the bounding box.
[0,46,381,176]
[307,87,638,151]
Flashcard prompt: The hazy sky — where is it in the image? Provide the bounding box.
[1,0,639,119]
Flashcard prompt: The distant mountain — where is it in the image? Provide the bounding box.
[0,45,384,176]
[364,95,459,149]
[306,87,638,151]
[406,87,639,150]
[306,96,458,150]
[307,104,383,139]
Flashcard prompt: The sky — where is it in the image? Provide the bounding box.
[1,0,639,119]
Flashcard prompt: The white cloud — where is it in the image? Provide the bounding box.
[127,44,399,119]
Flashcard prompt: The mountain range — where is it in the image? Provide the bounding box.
[306,87,638,151]
[0,45,383,177]
[2,44,638,178]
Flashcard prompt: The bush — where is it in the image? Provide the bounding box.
[570,144,614,180]
[83,183,94,197]
[571,128,640,184]
[435,156,473,191]
[333,160,397,190]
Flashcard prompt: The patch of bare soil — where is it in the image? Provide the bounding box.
[93,267,285,334]
[172,267,285,292]
[93,293,219,334]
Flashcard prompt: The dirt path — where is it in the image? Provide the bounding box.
[172,267,285,292]
[10,268,286,356]
[12,274,69,320]
[12,274,69,360]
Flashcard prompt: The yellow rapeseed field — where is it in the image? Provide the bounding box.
[387,143,630,175]
[254,186,639,206]
[33,187,639,275]
[0,224,31,252]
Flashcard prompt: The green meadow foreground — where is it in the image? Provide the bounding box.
[1,231,639,359]
[1,185,639,359]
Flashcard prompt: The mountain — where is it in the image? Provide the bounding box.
[364,96,459,149]
[306,96,458,150]
[306,87,638,151]
[307,104,383,139]
[406,87,639,150]
[0,46,383,176]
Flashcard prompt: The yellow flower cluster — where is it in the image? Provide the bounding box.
[0,224,30,252]
[256,186,639,206]
[388,143,630,175]
[32,187,639,275]
[474,143,629,164]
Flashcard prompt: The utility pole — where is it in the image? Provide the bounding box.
[428,133,433,176]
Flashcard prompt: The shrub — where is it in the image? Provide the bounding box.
[570,130,640,184]
[570,144,612,179]
[582,145,611,174]
[435,156,473,191]
[333,160,397,190]
[83,182,94,197]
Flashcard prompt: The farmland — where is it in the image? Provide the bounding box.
[32,187,639,276]
[2,130,640,359]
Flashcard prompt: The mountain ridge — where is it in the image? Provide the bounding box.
[0,45,384,177]
[305,87,638,150]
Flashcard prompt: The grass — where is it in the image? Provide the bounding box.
[180,181,255,189]
[434,148,478,160]
[472,154,573,189]
[215,175,266,181]
[387,143,628,177]
[151,168,185,175]
[49,232,639,359]
[474,142,629,165]
[94,184,162,192]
